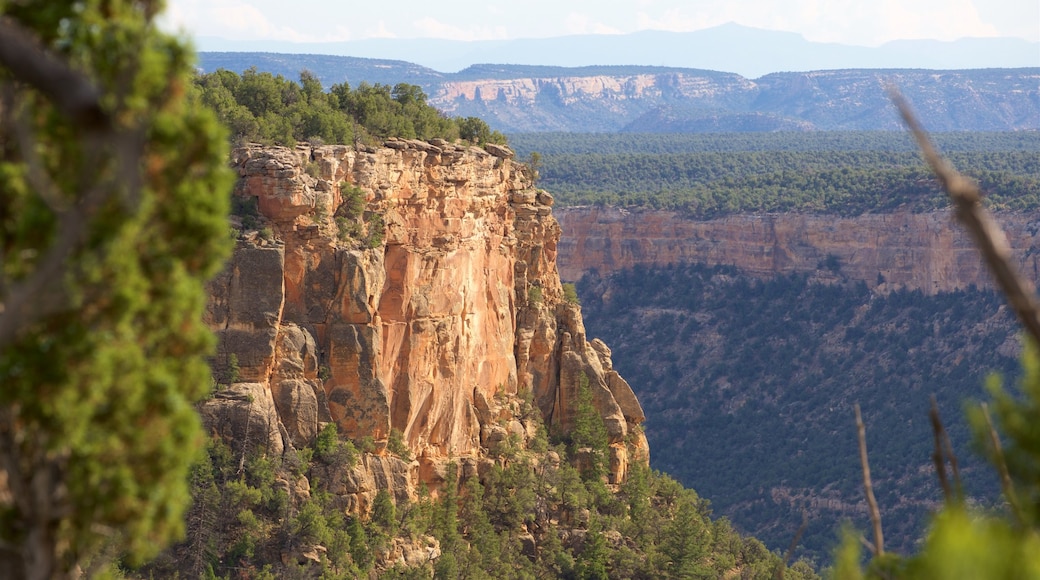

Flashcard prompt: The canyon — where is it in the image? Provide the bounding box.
[200,140,647,516]
[554,203,1032,560]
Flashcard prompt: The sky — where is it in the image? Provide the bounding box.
[163,0,1040,46]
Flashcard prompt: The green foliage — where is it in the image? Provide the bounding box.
[340,183,366,218]
[314,423,358,468]
[563,282,581,305]
[527,285,543,304]
[371,490,398,536]
[575,517,609,580]
[226,353,241,384]
[366,213,386,249]
[971,345,1040,527]
[356,436,377,454]
[507,131,1040,215]
[527,151,542,184]
[314,423,340,460]
[457,116,508,146]
[0,1,233,574]
[387,428,413,462]
[195,69,506,147]
[334,183,385,248]
[148,393,811,579]
[231,195,261,231]
[305,160,322,178]
[831,343,1040,578]
[569,374,610,482]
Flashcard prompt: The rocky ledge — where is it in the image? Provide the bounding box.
[201,140,648,517]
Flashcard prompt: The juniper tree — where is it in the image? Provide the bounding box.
[0,1,232,577]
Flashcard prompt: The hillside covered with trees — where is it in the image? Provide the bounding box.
[510,131,1040,215]
[193,68,506,148]
[578,264,1021,563]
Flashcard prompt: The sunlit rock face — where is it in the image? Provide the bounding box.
[556,206,1040,295]
[200,140,648,508]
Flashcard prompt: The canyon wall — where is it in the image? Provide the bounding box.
[556,206,1040,294]
[201,141,647,512]
[429,68,1040,132]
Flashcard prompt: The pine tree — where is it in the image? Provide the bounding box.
[0,1,233,576]
[570,373,610,482]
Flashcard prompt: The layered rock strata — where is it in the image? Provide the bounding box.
[556,206,1040,295]
[202,140,647,512]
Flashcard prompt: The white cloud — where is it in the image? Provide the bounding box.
[162,0,351,42]
[163,0,1036,45]
[874,0,999,43]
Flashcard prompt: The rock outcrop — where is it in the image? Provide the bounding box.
[556,206,1040,295]
[429,68,1040,132]
[200,141,647,513]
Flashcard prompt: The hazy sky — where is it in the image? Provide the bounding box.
[164,0,1039,46]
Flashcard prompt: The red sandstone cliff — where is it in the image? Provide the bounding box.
[201,141,647,512]
[556,206,1040,294]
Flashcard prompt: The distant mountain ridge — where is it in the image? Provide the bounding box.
[197,52,1040,133]
[196,23,1040,79]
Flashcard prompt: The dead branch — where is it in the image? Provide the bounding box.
[0,18,110,131]
[855,404,884,556]
[935,397,962,500]
[0,20,147,350]
[981,403,1022,524]
[774,511,809,580]
[929,397,952,504]
[889,88,1040,345]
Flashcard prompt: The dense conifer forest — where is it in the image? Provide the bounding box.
[193,68,507,148]
[510,132,1040,215]
[577,263,1023,563]
[141,386,818,579]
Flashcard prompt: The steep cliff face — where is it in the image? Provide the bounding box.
[429,68,1039,132]
[556,206,1040,294]
[202,141,647,511]
[430,71,757,132]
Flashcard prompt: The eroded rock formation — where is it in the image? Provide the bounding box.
[556,206,1040,295]
[200,140,647,513]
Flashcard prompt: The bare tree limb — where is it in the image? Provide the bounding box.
[981,403,1023,525]
[936,398,962,500]
[0,18,111,131]
[6,90,69,213]
[889,87,1040,345]
[855,403,884,556]
[0,21,148,350]
[774,511,809,580]
[929,396,953,504]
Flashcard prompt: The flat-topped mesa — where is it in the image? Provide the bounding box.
[202,139,647,508]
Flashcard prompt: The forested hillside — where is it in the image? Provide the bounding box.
[577,264,1020,563]
[510,131,1040,214]
[132,68,820,579]
[192,68,506,147]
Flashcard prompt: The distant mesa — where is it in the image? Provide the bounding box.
[197,51,1040,133]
